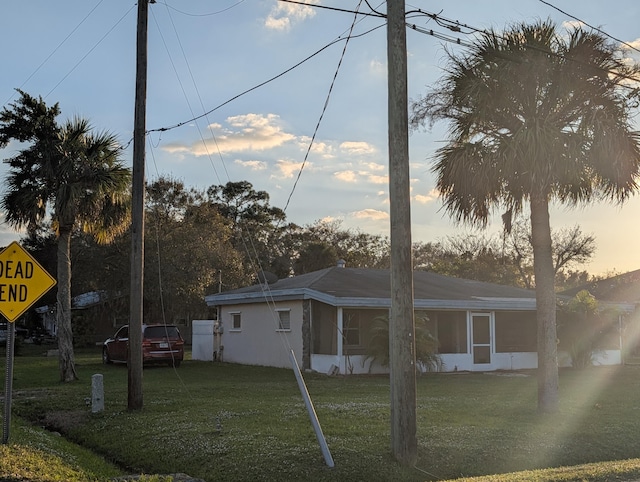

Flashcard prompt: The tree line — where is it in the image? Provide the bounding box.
[21,176,603,319]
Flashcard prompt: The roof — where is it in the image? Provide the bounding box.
[559,269,640,304]
[35,290,113,313]
[205,267,537,311]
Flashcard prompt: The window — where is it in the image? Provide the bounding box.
[343,311,361,347]
[144,325,181,340]
[115,326,129,339]
[277,310,291,331]
[230,312,241,331]
[495,312,536,352]
[427,311,468,354]
[341,308,387,356]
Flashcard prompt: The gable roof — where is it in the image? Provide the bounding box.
[205,267,537,311]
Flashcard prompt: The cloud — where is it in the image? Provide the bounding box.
[621,38,640,65]
[362,162,385,171]
[298,137,335,158]
[334,168,387,184]
[340,141,377,155]
[562,20,585,30]
[265,0,318,31]
[366,174,388,184]
[234,159,267,171]
[413,188,439,204]
[369,58,386,76]
[163,113,295,156]
[351,209,389,221]
[334,170,358,183]
[274,159,306,179]
[623,38,640,50]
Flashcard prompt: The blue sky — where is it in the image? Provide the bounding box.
[1,0,640,276]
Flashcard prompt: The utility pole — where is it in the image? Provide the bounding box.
[128,0,151,410]
[386,0,417,465]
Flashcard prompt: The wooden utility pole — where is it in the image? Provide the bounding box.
[128,0,150,410]
[386,0,417,465]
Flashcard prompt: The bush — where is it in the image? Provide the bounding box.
[364,314,442,372]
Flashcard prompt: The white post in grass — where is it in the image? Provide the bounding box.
[91,374,105,413]
[289,350,335,468]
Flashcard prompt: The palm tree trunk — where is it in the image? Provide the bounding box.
[530,190,559,413]
[57,227,77,382]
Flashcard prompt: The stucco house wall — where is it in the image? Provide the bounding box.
[218,301,304,369]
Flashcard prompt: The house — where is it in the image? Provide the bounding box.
[35,288,207,347]
[204,263,625,374]
[558,270,640,361]
[35,290,130,346]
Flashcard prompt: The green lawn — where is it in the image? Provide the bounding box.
[3,345,640,481]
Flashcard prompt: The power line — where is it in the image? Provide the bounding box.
[537,0,640,56]
[404,8,640,87]
[151,5,225,183]
[155,0,246,17]
[277,0,383,19]
[407,23,474,49]
[146,3,640,143]
[2,0,107,108]
[283,0,365,214]
[45,4,137,99]
[147,24,384,135]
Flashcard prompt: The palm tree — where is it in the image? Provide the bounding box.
[410,21,640,413]
[0,91,131,382]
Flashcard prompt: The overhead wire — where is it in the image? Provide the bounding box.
[282,0,367,214]
[402,7,640,86]
[155,0,246,17]
[45,4,137,99]
[537,0,640,56]
[146,138,189,378]
[278,0,383,19]
[158,0,273,316]
[2,0,107,108]
[278,1,640,86]
[147,25,383,135]
[149,2,292,356]
[150,5,224,183]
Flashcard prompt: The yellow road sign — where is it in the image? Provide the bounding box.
[0,241,56,322]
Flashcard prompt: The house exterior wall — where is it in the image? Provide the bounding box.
[311,308,623,374]
[216,301,624,374]
[218,301,304,369]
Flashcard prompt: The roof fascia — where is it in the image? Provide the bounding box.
[205,288,538,310]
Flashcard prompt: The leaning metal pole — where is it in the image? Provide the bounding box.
[386,0,417,465]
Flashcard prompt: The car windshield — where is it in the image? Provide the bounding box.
[144,326,180,339]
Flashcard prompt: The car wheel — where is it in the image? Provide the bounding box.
[171,359,181,368]
[102,348,112,364]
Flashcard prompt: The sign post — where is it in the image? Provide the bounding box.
[0,242,56,444]
[2,322,15,444]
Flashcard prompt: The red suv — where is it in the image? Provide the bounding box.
[102,324,184,367]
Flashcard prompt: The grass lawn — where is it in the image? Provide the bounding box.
[3,344,640,481]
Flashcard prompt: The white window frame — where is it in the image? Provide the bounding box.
[276,309,291,332]
[230,312,242,332]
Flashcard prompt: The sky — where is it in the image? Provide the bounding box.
[1,0,640,276]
